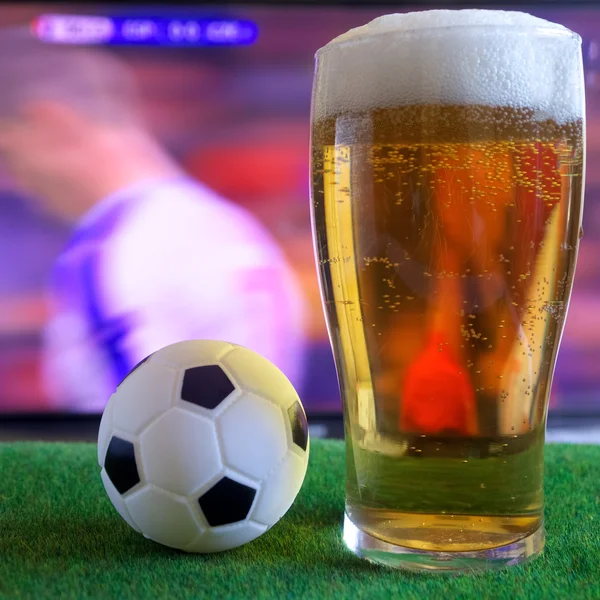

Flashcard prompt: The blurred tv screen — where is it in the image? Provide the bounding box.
[0,3,599,416]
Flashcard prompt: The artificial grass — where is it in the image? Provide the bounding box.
[0,440,598,599]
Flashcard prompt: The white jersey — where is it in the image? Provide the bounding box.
[42,176,306,412]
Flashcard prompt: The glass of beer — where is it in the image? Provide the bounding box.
[310,10,585,572]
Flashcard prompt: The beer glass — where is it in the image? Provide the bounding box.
[310,10,585,572]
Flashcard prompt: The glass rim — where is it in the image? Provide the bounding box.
[315,24,581,57]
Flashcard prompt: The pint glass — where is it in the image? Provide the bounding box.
[310,10,585,571]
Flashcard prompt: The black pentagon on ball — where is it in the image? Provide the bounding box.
[104,436,140,494]
[118,353,153,388]
[198,477,257,527]
[288,401,309,452]
[181,365,235,410]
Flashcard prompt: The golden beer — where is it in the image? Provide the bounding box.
[310,11,585,571]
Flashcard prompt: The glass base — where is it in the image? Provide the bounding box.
[343,513,545,573]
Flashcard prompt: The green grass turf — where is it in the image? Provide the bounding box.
[0,440,598,599]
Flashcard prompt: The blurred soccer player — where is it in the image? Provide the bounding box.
[0,27,306,411]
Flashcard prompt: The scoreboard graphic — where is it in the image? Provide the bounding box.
[32,14,259,47]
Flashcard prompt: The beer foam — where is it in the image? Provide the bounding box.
[314,10,583,123]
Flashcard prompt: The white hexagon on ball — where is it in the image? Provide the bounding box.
[98,339,310,553]
[112,357,178,436]
[218,393,288,481]
[141,408,221,496]
[126,485,201,549]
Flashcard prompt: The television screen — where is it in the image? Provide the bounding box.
[0,3,599,417]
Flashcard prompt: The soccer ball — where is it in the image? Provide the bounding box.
[97,340,309,553]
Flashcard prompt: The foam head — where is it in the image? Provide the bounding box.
[313,9,583,123]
